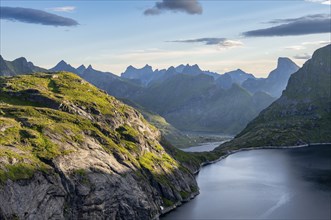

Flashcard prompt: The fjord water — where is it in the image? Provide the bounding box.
[182,141,227,152]
[163,145,331,220]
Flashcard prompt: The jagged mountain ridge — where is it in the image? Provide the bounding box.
[0,56,46,76]
[1,56,298,135]
[242,57,299,97]
[129,73,276,134]
[219,44,331,150]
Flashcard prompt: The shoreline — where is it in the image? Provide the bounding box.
[193,142,331,175]
[159,142,331,219]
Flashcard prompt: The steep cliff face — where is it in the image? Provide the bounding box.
[0,72,198,219]
[219,45,331,150]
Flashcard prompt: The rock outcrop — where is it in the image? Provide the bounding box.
[0,72,198,219]
[218,44,331,150]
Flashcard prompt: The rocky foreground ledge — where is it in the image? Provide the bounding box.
[0,72,198,220]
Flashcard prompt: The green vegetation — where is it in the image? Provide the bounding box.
[73,168,90,185]
[119,98,197,148]
[162,197,174,207]
[129,73,275,134]
[0,72,136,181]
[0,71,209,192]
[216,44,331,150]
[0,163,36,182]
[180,191,190,199]
[160,138,224,173]
[116,124,140,143]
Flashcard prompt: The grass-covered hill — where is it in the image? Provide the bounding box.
[0,72,204,219]
[218,44,331,150]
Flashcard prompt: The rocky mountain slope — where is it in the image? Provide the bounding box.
[2,56,297,135]
[219,44,331,150]
[0,56,46,76]
[0,72,199,219]
[119,98,201,148]
[242,58,299,97]
[130,73,275,134]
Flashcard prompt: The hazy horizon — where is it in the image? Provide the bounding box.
[1,0,330,77]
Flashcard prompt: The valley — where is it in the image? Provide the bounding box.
[0,1,330,218]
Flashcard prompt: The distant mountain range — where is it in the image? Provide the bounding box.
[121,64,220,86]
[0,55,299,136]
[127,73,275,134]
[0,55,46,76]
[219,44,331,149]
[242,58,299,97]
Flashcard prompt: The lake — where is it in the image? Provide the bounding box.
[182,141,227,152]
[162,145,331,220]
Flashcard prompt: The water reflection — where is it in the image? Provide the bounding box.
[162,145,331,220]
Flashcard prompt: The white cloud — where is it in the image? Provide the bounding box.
[218,40,244,49]
[285,45,306,50]
[168,38,244,49]
[305,0,331,5]
[48,6,76,12]
[302,40,331,45]
[285,41,330,51]
[293,53,311,60]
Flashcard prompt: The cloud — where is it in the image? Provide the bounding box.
[0,6,79,26]
[48,6,76,12]
[168,38,243,48]
[169,38,226,45]
[305,0,331,5]
[302,40,330,45]
[219,40,244,48]
[285,45,306,50]
[267,14,329,24]
[243,14,331,37]
[144,0,202,15]
[293,53,311,59]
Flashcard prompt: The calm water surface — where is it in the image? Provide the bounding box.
[163,145,331,220]
[182,141,226,152]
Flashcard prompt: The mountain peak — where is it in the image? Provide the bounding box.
[142,64,153,72]
[229,44,331,148]
[182,64,202,75]
[14,57,28,63]
[143,64,152,68]
[277,57,298,69]
[126,65,135,70]
[50,60,78,74]
[52,60,69,68]
[76,65,86,74]
[167,66,176,72]
[175,64,185,73]
[58,60,67,65]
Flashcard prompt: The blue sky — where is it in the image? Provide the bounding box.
[1,0,330,77]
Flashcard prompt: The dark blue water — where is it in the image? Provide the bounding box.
[163,145,331,220]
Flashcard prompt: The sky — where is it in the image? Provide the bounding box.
[0,0,330,77]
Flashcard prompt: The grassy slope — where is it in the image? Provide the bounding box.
[119,98,199,148]
[216,44,331,151]
[0,72,199,184]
